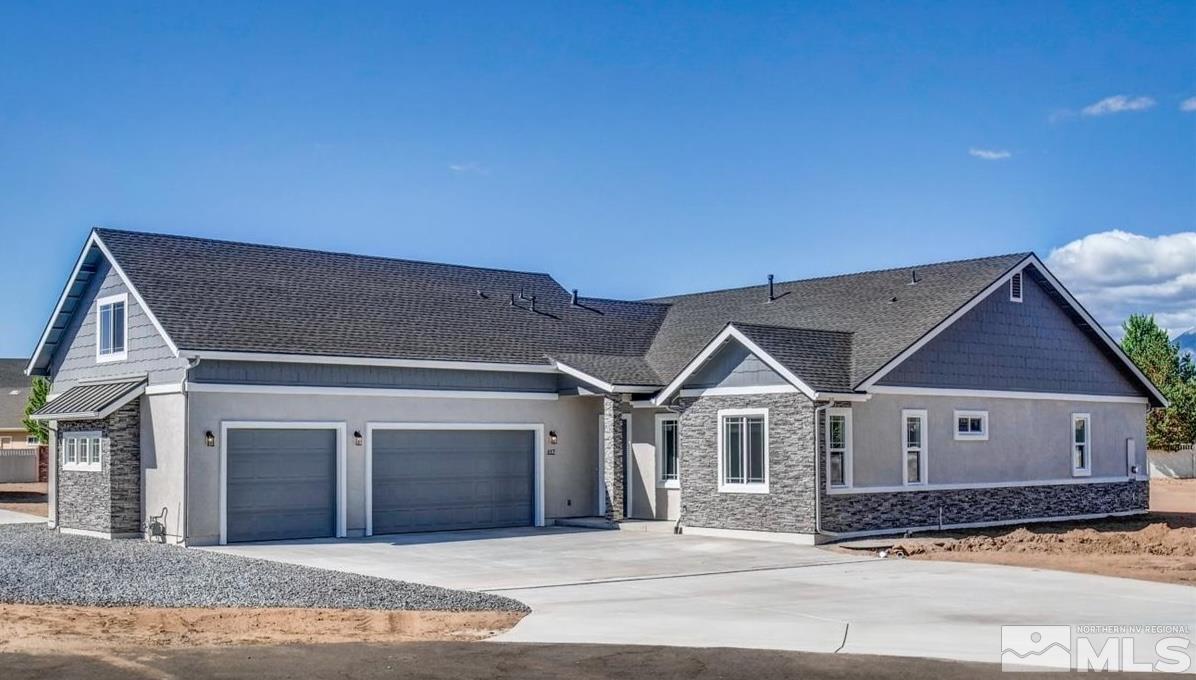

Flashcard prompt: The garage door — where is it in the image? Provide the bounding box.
[371,429,534,535]
[225,428,337,543]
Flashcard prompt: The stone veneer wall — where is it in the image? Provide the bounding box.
[820,479,1149,533]
[56,400,142,536]
[676,393,816,533]
[601,397,627,521]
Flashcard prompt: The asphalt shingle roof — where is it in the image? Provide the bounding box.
[731,324,854,393]
[96,229,669,367]
[548,353,664,387]
[0,359,31,429]
[645,253,1030,388]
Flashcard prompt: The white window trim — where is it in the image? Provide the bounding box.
[952,410,989,441]
[655,414,681,489]
[716,407,769,494]
[1010,271,1023,302]
[1072,413,1092,477]
[825,407,853,490]
[95,292,129,363]
[27,436,40,445]
[62,431,102,472]
[901,409,928,486]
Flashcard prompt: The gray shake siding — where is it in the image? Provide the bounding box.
[191,360,559,393]
[677,393,816,534]
[820,480,1148,533]
[49,260,186,392]
[684,342,787,390]
[878,267,1141,396]
[56,400,142,537]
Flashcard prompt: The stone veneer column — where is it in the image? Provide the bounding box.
[56,400,142,537]
[601,397,627,521]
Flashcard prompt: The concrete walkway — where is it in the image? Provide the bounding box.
[0,508,44,524]
[207,526,1196,666]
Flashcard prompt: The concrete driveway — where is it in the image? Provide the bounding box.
[207,527,1196,665]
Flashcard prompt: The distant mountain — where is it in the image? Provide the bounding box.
[1178,329,1196,359]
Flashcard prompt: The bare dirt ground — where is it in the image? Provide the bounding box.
[0,482,47,517]
[0,641,1073,680]
[0,603,523,653]
[874,478,1196,585]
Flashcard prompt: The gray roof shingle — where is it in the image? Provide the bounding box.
[0,359,32,430]
[731,323,854,393]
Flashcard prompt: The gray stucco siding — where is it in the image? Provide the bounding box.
[846,393,1147,488]
[683,341,787,390]
[140,393,186,543]
[191,360,559,393]
[877,270,1144,397]
[49,260,186,393]
[183,391,602,545]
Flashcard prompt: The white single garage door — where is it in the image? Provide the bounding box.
[225,428,337,543]
[371,429,534,534]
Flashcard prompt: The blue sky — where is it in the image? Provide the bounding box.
[1,1,1194,357]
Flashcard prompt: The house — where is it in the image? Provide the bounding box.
[0,359,38,448]
[27,228,1165,544]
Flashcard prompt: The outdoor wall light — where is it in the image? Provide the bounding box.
[549,431,558,445]
[204,431,216,447]
[354,431,363,446]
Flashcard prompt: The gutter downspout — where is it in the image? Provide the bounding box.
[813,402,831,539]
[181,356,201,545]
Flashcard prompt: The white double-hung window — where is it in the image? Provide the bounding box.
[1072,413,1091,477]
[96,293,128,362]
[62,432,102,472]
[826,407,852,489]
[902,409,928,485]
[718,408,768,493]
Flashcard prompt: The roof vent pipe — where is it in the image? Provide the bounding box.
[909,269,919,285]
[571,289,579,306]
[767,274,775,302]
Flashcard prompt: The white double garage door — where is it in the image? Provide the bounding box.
[224,425,536,543]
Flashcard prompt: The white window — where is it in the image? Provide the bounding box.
[26,436,39,445]
[718,408,768,493]
[62,432,102,472]
[953,410,989,441]
[826,407,852,489]
[96,293,128,362]
[0,436,10,447]
[1010,272,1023,302]
[1072,413,1091,477]
[655,415,680,488]
[902,409,928,485]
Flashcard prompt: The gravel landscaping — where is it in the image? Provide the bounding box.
[0,524,527,612]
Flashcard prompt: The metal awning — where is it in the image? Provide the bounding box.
[30,379,146,421]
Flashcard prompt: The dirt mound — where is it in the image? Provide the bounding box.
[894,523,1196,558]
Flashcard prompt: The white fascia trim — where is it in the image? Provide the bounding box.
[868,385,1150,404]
[813,392,872,402]
[145,382,185,396]
[682,525,817,546]
[365,422,546,536]
[219,421,347,545]
[26,231,180,376]
[656,325,817,405]
[185,382,558,400]
[825,474,1147,495]
[552,360,658,394]
[856,255,1168,408]
[820,509,1149,540]
[190,350,559,374]
[679,384,798,397]
[857,256,1032,391]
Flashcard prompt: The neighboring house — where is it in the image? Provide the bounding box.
[27,229,1165,545]
[0,359,38,447]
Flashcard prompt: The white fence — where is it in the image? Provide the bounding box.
[0,447,39,483]
[1149,447,1196,479]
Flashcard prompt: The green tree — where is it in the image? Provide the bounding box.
[22,376,49,445]
[1121,314,1196,450]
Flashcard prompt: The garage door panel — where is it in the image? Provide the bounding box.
[371,429,534,535]
[226,428,336,543]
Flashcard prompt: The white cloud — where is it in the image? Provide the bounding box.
[969,148,1012,160]
[448,161,488,175]
[1080,95,1156,117]
[1046,230,1196,336]
[1181,96,1196,112]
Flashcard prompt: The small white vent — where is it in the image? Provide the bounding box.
[1010,272,1023,302]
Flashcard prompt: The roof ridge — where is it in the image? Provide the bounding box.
[94,226,559,280]
[643,251,1033,301]
[731,321,854,336]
